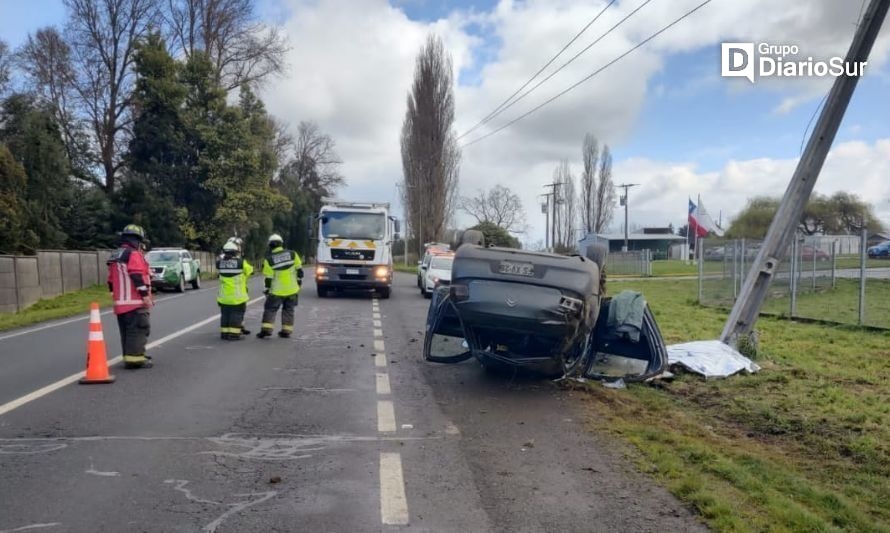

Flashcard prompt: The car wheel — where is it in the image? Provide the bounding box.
[176,274,185,293]
[191,271,201,289]
[378,287,391,299]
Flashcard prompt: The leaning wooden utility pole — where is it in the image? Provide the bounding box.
[721,0,890,345]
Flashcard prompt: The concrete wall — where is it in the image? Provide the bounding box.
[1,248,215,314]
[38,251,63,298]
[0,257,17,314]
[60,252,82,293]
[15,257,40,311]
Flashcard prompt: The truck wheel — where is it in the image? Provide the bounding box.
[191,271,201,289]
[317,286,328,298]
[378,287,391,299]
[176,274,185,293]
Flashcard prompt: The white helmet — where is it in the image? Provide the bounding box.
[268,233,283,245]
[223,241,239,252]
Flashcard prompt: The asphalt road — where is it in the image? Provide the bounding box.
[0,272,705,532]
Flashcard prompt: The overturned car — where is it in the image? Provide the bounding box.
[423,231,668,381]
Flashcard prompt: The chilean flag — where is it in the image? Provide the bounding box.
[689,197,724,238]
[689,199,708,238]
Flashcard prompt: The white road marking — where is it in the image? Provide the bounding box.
[401,424,413,430]
[0,296,263,418]
[376,373,391,395]
[203,491,277,533]
[374,339,385,352]
[379,453,410,525]
[375,353,387,368]
[85,468,120,477]
[373,328,383,338]
[0,524,62,532]
[0,291,200,342]
[372,313,381,320]
[445,422,461,436]
[377,401,396,433]
[373,319,382,328]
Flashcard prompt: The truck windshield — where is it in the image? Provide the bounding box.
[147,251,179,262]
[322,212,386,240]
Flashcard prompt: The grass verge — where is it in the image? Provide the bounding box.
[581,279,890,531]
[393,264,418,274]
[0,285,112,332]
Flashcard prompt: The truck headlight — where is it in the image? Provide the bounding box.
[316,265,328,276]
[375,266,390,278]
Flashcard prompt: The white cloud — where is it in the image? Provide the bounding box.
[260,0,890,244]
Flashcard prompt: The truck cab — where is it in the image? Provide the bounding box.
[313,199,399,299]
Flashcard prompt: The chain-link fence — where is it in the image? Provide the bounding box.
[698,233,890,329]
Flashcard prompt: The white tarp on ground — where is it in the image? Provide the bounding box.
[666,340,760,378]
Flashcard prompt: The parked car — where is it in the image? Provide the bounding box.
[867,241,890,258]
[421,254,454,298]
[146,248,201,292]
[423,231,668,379]
[799,245,830,262]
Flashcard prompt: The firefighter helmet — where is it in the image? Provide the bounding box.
[268,233,284,246]
[121,224,146,240]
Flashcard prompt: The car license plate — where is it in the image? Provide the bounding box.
[346,268,359,275]
[498,261,534,277]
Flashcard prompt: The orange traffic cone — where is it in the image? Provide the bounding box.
[79,302,115,384]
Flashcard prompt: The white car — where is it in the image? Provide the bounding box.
[421,254,454,298]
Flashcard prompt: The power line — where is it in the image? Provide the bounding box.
[457,0,618,141]
[460,0,655,140]
[462,0,715,149]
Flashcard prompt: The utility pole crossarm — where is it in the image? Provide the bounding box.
[721,0,890,344]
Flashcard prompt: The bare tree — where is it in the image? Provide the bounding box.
[277,121,344,202]
[593,145,616,233]
[16,27,95,181]
[0,39,11,94]
[551,160,577,250]
[580,133,599,234]
[400,34,460,253]
[64,0,159,194]
[163,0,287,90]
[459,184,525,233]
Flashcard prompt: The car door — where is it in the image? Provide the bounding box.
[423,286,473,363]
[180,251,192,280]
[586,296,669,381]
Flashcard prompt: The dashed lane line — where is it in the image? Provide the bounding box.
[379,452,410,526]
[0,296,263,417]
[376,373,391,395]
[377,400,397,433]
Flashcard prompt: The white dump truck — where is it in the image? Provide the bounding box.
[312,199,400,298]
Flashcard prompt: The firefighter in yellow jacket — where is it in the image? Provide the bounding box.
[217,240,253,340]
[257,234,303,339]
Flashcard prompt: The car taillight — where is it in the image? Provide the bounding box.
[450,283,468,301]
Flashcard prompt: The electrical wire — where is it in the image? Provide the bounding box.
[458,0,618,140]
[462,0,715,148]
[460,0,657,140]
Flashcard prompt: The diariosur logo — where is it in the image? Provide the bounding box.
[721,42,867,83]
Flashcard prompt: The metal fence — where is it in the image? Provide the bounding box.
[698,232,890,329]
[0,248,219,314]
[605,250,652,277]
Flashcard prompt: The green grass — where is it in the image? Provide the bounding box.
[580,279,890,531]
[393,264,418,274]
[0,285,112,332]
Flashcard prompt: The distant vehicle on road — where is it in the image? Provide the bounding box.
[421,253,453,298]
[417,243,451,289]
[147,248,201,292]
[867,241,890,258]
[312,198,399,299]
[800,245,830,262]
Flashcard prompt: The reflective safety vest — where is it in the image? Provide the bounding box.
[263,247,302,296]
[217,257,253,305]
[107,244,150,315]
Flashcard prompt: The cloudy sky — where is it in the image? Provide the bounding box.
[3,0,890,244]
